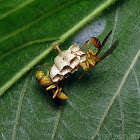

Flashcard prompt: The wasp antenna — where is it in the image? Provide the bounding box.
[78,72,86,79]
[100,40,119,60]
[38,63,48,71]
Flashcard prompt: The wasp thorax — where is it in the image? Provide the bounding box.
[39,76,53,86]
[50,45,86,82]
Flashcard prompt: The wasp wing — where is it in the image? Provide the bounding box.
[95,40,119,65]
[101,30,112,47]
[100,40,119,60]
[96,30,112,56]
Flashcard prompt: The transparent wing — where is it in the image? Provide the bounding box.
[96,40,119,65]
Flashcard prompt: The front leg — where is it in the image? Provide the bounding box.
[80,40,90,50]
[88,49,101,61]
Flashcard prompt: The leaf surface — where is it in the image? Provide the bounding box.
[0,0,140,140]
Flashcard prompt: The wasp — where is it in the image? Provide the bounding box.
[36,64,68,100]
[36,31,119,100]
[79,30,119,75]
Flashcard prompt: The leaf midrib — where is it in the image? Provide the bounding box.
[0,37,59,60]
[0,0,117,97]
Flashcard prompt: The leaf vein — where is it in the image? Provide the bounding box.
[0,37,59,60]
[0,0,35,20]
[118,95,125,140]
[109,6,119,49]
[92,50,140,140]
[12,73,31,140]
[0,0,77,43]
[0,41,56,96]
[132,68,140,95]
[51,106,62,140]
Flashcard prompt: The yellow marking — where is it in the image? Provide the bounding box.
[46,85,56,91]
[52,88,59,99]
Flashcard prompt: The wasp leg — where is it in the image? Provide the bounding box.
[52,86,59,99]
[78,40,90,52]
[78,72,86,79]
[46,85,56,91]
[71,40,90,54]
[79,60,90,79]
[46,68,51,77]
[88,49,101,62]
[88,58,96,66]
[91,54,101,62]
[52,80,63,99]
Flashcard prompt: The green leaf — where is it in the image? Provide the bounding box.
[0,0,140,140]
[0,0,116,96]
